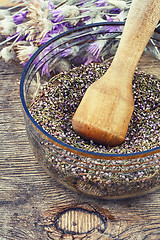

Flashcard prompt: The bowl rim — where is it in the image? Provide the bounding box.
[20,22,160,160]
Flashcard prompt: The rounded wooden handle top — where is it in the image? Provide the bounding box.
[107,0,160,83]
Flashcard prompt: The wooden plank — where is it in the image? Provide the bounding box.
[0,51,160,240]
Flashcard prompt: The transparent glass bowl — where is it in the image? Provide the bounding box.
[20,22,160,199]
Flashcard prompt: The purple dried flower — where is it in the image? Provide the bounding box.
[51,24,64,34]
[40,34,52,45]
[88,40,106,60]
[40,24,64,45]
[104,15,122,32]
[63,22,72,30]
[51,5,80,25]
[60,48,72,57]
[41,61,50,76]
[48,0,55,10]
[60,45,79,57]
[6,31,26,42]
[52,9,64,22]
[13,11,28,25]
[111,7,121,14]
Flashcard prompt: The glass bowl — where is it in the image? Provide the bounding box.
[20,22,160,199]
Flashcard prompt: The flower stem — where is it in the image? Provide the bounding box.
[0,26,29,47]
[0,0,22,8]
[9,2,28,11]
[0,33,19,46]
[12,6,28,16]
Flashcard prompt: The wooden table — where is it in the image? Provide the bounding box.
[0,42,160,240]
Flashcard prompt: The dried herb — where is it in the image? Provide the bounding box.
[29,63,160,198]
[30,62,160,154]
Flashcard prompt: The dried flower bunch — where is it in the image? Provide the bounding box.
[0,0,159,75]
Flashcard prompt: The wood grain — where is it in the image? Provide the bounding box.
[0,51,160,240]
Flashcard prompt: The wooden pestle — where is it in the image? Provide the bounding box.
[72,0,160,147]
